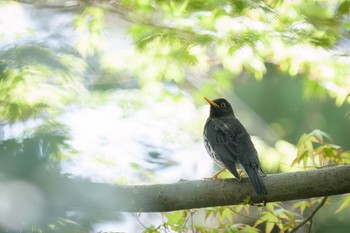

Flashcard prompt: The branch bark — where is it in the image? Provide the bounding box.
[44,165,350,213]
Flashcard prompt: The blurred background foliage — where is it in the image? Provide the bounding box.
[0,0,350,232]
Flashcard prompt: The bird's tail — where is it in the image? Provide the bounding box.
[245,167,267,196]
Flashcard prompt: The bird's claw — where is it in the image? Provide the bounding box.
[209,168,226,179]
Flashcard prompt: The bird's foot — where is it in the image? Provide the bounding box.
[205,168,225,180]
[254,199,267,207]
[239,170,245,179]
[244,195,267,207]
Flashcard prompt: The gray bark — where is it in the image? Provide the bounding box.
[44,165,350,212]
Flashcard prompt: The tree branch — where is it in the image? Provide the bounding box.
[43,165,350,213]
[289,196,328,233]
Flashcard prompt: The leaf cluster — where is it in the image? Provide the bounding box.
[293,129,350,168]
[116,0,350,103]
[0,44,86,123]
[73,6,106,57]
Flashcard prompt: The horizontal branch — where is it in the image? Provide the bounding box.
[44,165,350,212]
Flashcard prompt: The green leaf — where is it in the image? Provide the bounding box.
[233,204,251,215]
[265,222,275,233]
[219,208,233,223]
[340,152,350,164]
[144,225,161,233]
[291,200,311,215]
[164,210,187,231]
[266,202,283,212]
[338,0,350,15]
[309,129,333,144]
[256,210,280,233]
[241,195,252,205]
[243,225,260,233]
[335,194,350,213]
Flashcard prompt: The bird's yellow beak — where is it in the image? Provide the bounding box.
[204,97,220,108]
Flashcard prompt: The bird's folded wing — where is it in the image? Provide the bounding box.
[207,118,241,179]
[209,118,238,146]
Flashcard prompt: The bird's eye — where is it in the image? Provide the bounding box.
[220,103,226,108]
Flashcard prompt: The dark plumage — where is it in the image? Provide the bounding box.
[203,97,267,195]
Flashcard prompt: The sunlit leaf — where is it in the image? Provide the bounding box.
[340,152,350,164]
[266,202,283,212]
[335,194,350,214]
[243,225,260,233]
[265,221,275,233]
[309,129,333,144]
[164,210,187,231]
[73,6,106,57]
[219,208,233,223]
[291,200,311,215]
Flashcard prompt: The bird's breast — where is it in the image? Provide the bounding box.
[203,128,225,168]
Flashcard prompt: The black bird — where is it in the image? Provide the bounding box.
[203,97,267,195]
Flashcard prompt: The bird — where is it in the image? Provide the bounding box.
[203,97,267,196]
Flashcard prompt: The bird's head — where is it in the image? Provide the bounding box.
[204,97,234,117]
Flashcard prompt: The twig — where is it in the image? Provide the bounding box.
[190,210,195,233]
[308,218,313,233]
[135,212,148,230]
[289,196,328,233]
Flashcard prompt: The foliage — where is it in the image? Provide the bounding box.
[0,44,86,122]
[120,0,350,104]
[293,129,350,168]
[142,209,261,233]
[73,6,106,57]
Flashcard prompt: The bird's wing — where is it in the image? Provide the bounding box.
[206,118,241,179]
[209,118,238,146]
